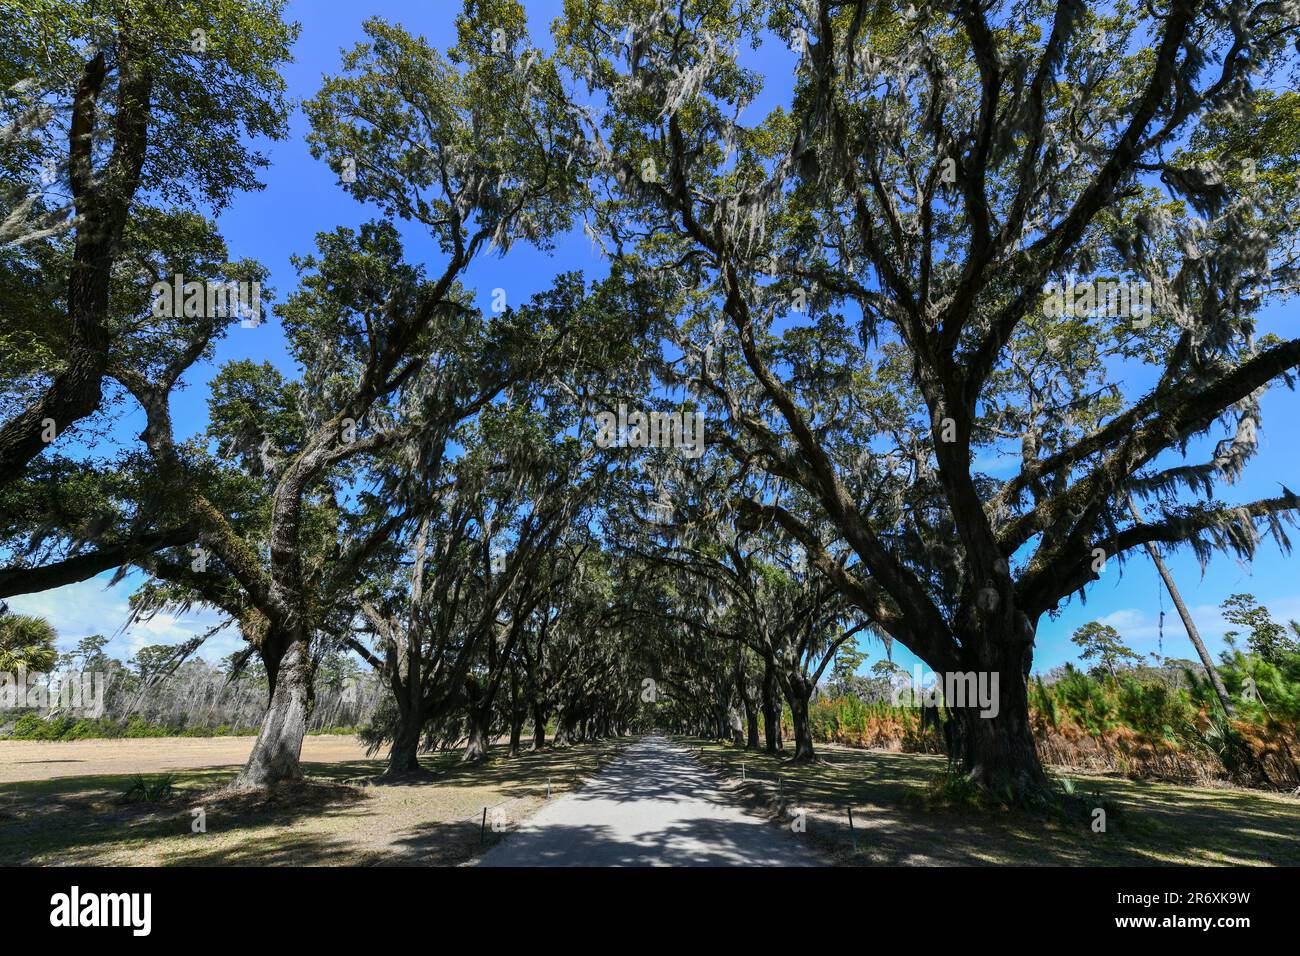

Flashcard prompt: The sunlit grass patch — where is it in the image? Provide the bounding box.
[0,737,626,866]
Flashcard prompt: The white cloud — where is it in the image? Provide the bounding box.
[1092,593,1300,657]
[5,572,231,662]
[1096,608,1147,633]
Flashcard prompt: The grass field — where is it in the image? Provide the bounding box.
[0,736,625,866]
[0,734,372,784]
[2,734,1296,866]
[687,738,1300,866]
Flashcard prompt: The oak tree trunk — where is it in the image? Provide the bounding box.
[462,706,492,763]
[553,712,572,747]
[232,635,311,788]
[762,659,783,753]
[384,698,426,778]
[531,703,547,750]
[786,682,815,763]
[947,636,1049,797]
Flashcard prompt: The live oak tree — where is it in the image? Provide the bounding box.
[128,228,574,787]
[457,527,586,762]
[561,0,1300,796]
[635,469,870,761]
[12,0,1300,806]
[544,554,652,744]
[355,501,564,773]
[609,414,867,756]
[0,212,268,600]
[341,258,651,774]
[120,1,590,787]
[353,400,602,774]
[0,1,293,619]
[633,574,745,739]
[0,0,295,489]
[727,560,869,762]
[518,550,641,747]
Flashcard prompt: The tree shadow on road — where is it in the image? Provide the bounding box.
[476,818,816,867]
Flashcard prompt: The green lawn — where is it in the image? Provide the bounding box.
[0,740,625,866]
[685,738,1300,866]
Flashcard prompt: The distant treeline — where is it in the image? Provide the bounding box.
[0,635,384,740]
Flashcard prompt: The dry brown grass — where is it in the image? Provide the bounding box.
[689,737,1300,866]
[0,736,627,866]
[0,734,373,784]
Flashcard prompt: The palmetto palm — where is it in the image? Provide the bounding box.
[0,614,58,672]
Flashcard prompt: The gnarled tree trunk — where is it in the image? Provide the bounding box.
[785,677,815,763]
[946,633,1048,796]
[384,696,426,778]
[762,658,783,753]
[552,708,574,747]
[508,715,524,756]
[531,702,547,749]
[232,635,311,788]
[462,705,492,763]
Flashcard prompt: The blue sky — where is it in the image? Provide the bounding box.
[11,0,1300,679]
